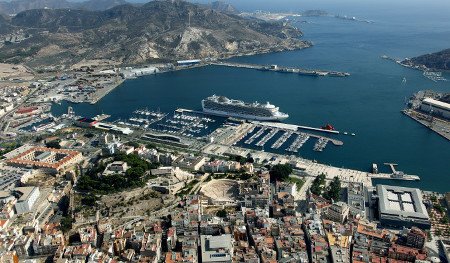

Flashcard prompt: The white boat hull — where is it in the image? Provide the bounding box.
[202,108,288,121]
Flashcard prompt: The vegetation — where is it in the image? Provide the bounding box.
[310,173,326,196]
[269,164,293,182]
[216,209,228,218]
[0,141,21,156]
[323,177,342,202]
[60,216,74,233]
[76,154,159,195]
[176,179,200,197]
[310,174,341,201]
[287,177,305,190]
[45,140,61,149]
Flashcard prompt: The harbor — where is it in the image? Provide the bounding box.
[209,61,350,77]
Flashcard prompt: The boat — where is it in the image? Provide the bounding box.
[202,95,289,121]
[321,124,335,131]
[351,133,356,136]
[343,132,348,135]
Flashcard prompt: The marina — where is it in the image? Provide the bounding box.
[237,123,341,153]
[286,133,310,152]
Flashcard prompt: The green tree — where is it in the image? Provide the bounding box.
[324,176,341,202]
[216,209,228,218]
[61,216,74,233]
[269,164,293,182]
[310,173,326,195]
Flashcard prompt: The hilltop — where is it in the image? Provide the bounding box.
[0,0,130,14]
[406,48,450,71]
[0,0,310,67]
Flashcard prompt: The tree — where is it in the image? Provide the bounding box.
[324,176,341,202]
[269,164,293,182]
[61,216,74,233]
[45,140,61,149]
[216,209,228,218]
[310,173,326,196]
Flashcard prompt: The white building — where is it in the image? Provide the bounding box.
[13,187,40,214]
[200,234,233,263]
[420,97,450,120]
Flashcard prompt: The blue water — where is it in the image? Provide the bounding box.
[53,3,450,192]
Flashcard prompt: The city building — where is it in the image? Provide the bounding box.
[326,202,350,224]
[405,227,427,249]
[6,147,83,174]
[376,185,431,229]
[13,187,40,214]
[173,155,206,171]
[103,161,129,176]
[200,234,233,263]
[347,182,366,218]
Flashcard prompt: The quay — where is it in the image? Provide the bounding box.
[402,109,450,141]
[209,61,350,77]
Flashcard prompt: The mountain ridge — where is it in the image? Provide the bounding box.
[407,48,450,71]
[0,0,310,68]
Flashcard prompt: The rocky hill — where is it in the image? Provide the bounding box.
[0,0,310,67]
[407,48,450,71]
[0,0,129,14]
[209,1,238,14]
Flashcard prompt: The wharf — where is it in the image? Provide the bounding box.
[210,61,350,77]
[402,109,450,141]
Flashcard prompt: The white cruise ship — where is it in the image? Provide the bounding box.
[202,95,289,121]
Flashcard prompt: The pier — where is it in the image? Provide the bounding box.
[271,131,293,149]
[255,129,278,147]
[286,133,310,152]
[245,127,267,145]
[210,61,350,77]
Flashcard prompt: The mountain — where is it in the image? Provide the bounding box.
[209,1,238,14]
[0,0,130,14]
[0,0,310,67]
[407,48,450,71]
[75,0,130,11]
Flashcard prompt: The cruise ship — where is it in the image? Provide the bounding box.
[202,95,289,121]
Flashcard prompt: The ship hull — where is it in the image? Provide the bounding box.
[202,108,288,121]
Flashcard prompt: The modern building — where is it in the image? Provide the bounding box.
[200,234,233,263]
[420,97,450,119]
[376,185,431,229]
[13,187,40,214]
[6,147,83,174]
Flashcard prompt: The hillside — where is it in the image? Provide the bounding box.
[0,0,310,67]
[0,0,129,14]
[407,48,450,71]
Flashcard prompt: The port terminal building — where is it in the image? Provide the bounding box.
[420,97,450,120]
[375,185,431,229]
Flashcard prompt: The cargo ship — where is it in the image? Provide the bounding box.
[202,95,289,121]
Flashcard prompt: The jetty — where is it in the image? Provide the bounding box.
[368,163,420,181]
[210,61,350,77]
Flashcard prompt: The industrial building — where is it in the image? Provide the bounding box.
[376,185,431,229]
[420,97,450,120]
[6,147,83,174]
